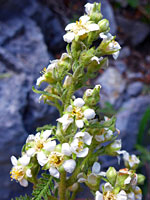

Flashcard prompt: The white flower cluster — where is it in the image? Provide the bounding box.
[95,168,142,200]
[57,97,96,130]
[63,3,121,60]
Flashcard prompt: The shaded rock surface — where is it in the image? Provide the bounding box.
[0,0,60,199]
[96,67,126,106]
[116,95,150,152]
[116,16,150,46]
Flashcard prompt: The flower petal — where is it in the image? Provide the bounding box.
[20,179,28,187]
[19,154,30,166]
[49,167,60,178]
[79,15,90,23]
[88,23,99,31]
[63,159,76,173]
[84,3,94,15]
[37,152,48,166]
[127,192,135,200]
[74,98,85,107]
[92,162,101,174]
[88,173,97,185]
[63,32,75,43]
[26,134,35,143]
[62,143,72,156]
[26,169,32,178]
[104,182,113,192]
[42,130,52,140]
[95,191,103,200]
[124,176,131,185]
[84,108,96,120]
[95,134,105,142]
[77,147,89,157]
[83,132,93,145]
[75,120,84,128]
[26,148,35,157]
[117,190,127,200]
[11,156,18,166]
[43,140,56,152]
[65,23,76,31]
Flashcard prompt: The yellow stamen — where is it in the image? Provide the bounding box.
[10,167,24,181]
[49,152,64,167]
[71,107,84,120]
[104,191,116,200]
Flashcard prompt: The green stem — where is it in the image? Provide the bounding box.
[70,189,78,200]
[59,171,66,200]
[65,83,74,109]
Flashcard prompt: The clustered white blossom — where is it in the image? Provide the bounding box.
[10,2,144,200]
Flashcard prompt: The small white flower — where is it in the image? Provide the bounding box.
[95,128,113,143]
[63,16,99,43]
[95,191,103,200]
[87,162,106,185]
[134,186,142,200]
[71,132,92,157]
[37,144,76,179]
[127,192,135,200]
[100,32,113,40]
[123,152,140,168]
[100,32,121,59]
[10,155,32,187]
[26,130,55,158]
[57,98,95,130]
[36,53,71,86]
[95,185,127,200]
[111,139,122,149]
[85,3,98,15]
[116,190,127,200]
[91,56,103,64]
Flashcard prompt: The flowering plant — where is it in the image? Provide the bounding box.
[10,2,144,200]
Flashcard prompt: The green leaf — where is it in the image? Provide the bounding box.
[36,124,56,132]
[32,86,61,101]
[127,0,139,8]
[137,107,150,145]
[32,173,55,200]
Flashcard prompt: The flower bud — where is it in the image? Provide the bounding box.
[83,85,101,106]
[98,19,110,33]
[137,174,145,185]
[90,12,103,23]
[63,75,72,88]
[39,85,58,102]
[105,139,121,156]
[106,167,117,186]
[123,152,140,170]
[68,182,79,191]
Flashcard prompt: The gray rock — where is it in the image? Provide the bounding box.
[96,67,126,106]
[127,72,144,79]
[100,0,117,35]
[115,60,127,74]
[116,16,150,46]
[116,96,150,152]
[127,82,143,97]
[119,46,131,59]
[0,7,57,199]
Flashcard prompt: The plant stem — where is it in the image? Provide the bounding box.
[59,171,66,200]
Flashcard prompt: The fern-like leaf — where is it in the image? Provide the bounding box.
[32,173,54,200]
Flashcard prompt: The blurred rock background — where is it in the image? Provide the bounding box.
[0,0,150,199]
